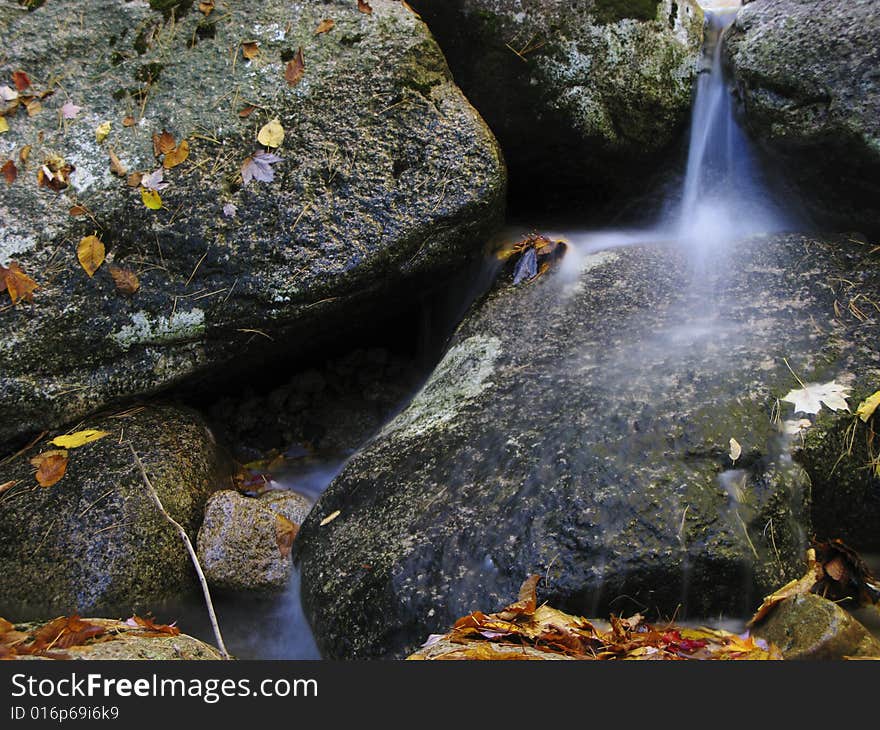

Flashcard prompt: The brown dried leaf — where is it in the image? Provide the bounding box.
[77,235,105,277]
[315,19,335,34]
[125,615,180,637]
[0,262,39,304]
[25,100,41,117]
[12,70,30,92]
[127,171,143,188]
[238,105,256,118]
[153,129,176,157]
[162,139,189,169]
[19,145,31,163]
[108,149,127,177]
[37,156,74,192]
[198,0,215,15]
[357,0,373,14]
[68,205,88,216]
[122,115,136,127]
[275,514,298,558]
[109,265,140,295]
[241,41,260,60]
[285,48,305,87]
[30,450,69,488]
[1,159,16,184]
[747,549,824,627]
[0,618,13,634]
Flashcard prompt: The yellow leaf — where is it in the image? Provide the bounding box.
[95,121,112,143]
[856,390,880,423]
[257,118,284,148]
[141,188,162,210]
[77,235,105,277]
[319,509,341,526]
[51,430,110,449]
[0,116,8,133]
[163,139,189,169]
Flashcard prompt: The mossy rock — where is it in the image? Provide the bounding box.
[0,404,231,618]
[0,0,506,449]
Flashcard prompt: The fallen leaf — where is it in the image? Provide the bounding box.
[125,615,180,637]
[319,509,341,526]
[77,235,105,277]
[109,266,140,295]
[12,71,31,92]
[241,150,282,184]
[19,145,31,163]
[257,118,284,148]
[856,390,880,423]
[127,172,143,187]
[315,19,335,34]
[357,0,373,14]
[238,105,256,118]
[162,139,189,169]
[69,204,89,216]
[729,437,742,464]
[275,514,298,558]
[61,101,81,119]
[122,115,136,127]
[30,450,69,488]
[0,116,9,133]
[141,188,163,210]
[1,159,16,184]
[0,262,38,304]
[37,156,74,191]
[0,85,18,101]
[95,121,112,143]
[26,100,42,117]
[782,381,851,415]
[140,168,168,191]
[31,615,105,651]
[51,429,110,449]
[198,0,215,15]
[241,41,260,60]
[747,549,824,627]
[153,129,176,157]
[222,202,237,218]
[284,48,305,87]
[108,149,127,176]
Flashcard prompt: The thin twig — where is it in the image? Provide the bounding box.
[129,444,230,659]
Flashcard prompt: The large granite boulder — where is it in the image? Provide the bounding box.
[297,232,880,658]
[0,0,505,448]
[408,0,704,208]
[725,0,880,234]
[0,404,230,618]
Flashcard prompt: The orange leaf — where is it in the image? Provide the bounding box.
[77,235,105,277]
[19,145,31,163]
[126,615,180,636]
[162,139,189,169]
[69,205,89,216]
[241,41,260,60]
[198,0,215,15]
[357,0,373,14]
[109,265,140,295]
[275,514,299,558]
[122,115,136,127]
[153,129,176,157]
[30,450,68,488]
[1,159,16,185]
[238,105,256,118]
[0,262,38,304]
[285,48,305,87]
[315,18,335,34]
[126,172,143,188]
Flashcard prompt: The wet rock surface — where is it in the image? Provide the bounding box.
[0,404,230,618]
[409,0,704,209]
[0,0,505,448]
[298,233,880,659]
[725,0,880,234]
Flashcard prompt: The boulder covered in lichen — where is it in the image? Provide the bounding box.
[0,0,505,448]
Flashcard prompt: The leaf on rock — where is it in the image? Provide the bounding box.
[513,247,537,285]
[12,71,30,92]
[1,159,16,184]
[747,548,825,627]
[241,150,282,184]
[0,85,17,102]
[19,145,31,164]
[162,139,189,169]
[109,266,140,295]
[856,390,880,423]
[284,48,305,87]
[222,202,237,218]
[108,149,127,177]
[315,19,335,34]
[122,115,136,127]
[95,121,112,143]
[319,509,341,526]
[30,450,69,488]
[61,101,81,120]
[25,100,42,117]
[77,235,105,277]
[241,41,260,60]
[126,172,143,188]
[238,105,256,118]
[141,188,163,210]
[141,168,168,191]
[729,437,742,464]
[782,380,851,415]
[0,116,8,133]
[357,0,373,14]
[51,429,109,449]
[153,129,176,157]
[37,155,74,192]
[125,615,180,637]
[813,539,880,606]
[257,118,284,148]
[31,615,105,651]
[198,0,215,15]
[275,514,298,558]
[498,574,540,618]
[0,262,38,304]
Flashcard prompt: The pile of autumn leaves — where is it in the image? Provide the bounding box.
[0,615,180,660]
